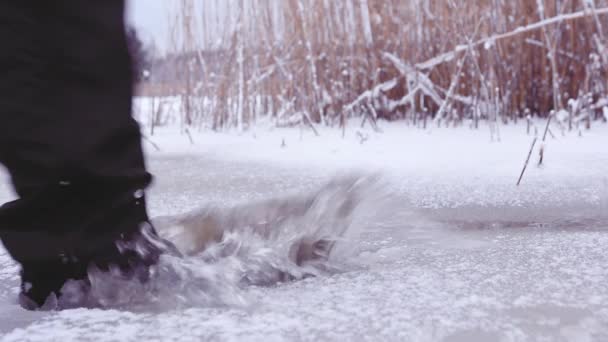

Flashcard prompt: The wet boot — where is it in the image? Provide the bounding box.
[16,222,168,310]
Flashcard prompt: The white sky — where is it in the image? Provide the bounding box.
[127,0,178,52]
[126,0,257,53]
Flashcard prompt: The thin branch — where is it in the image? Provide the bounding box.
[415,7,608,71]
[517,137,538,186]
[142,134,162,152]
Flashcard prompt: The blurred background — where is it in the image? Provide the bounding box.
[126,0,608,133]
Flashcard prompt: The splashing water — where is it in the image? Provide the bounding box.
[61,174,396,311]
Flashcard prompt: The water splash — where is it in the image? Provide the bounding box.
[60,174,396,311]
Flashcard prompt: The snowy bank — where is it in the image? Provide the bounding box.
[141,121,608,211]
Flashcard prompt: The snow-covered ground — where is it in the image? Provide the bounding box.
[1,121,608,341]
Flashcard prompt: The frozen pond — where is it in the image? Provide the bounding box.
[1,153,608,341]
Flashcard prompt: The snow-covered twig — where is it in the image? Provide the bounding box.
[524,39,580,61]
[434,20,483,125]
[584,0,606,48]
[343,78,400,114]
[383,53,443,106]
[415,7,608,71]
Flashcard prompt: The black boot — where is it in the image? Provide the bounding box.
[16,222,171,310]
[0,177,171,310]
[18,258,88,310]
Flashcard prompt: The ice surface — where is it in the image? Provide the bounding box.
[1,122,608,341]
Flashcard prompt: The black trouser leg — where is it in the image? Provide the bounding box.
[0,0,163,308]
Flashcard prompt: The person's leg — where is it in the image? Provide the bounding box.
[0,0,165,309]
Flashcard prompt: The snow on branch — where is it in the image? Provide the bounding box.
[415,7,608,71]
[343,77,401,113]
[383,52,443,106]
[342,6,608,121]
